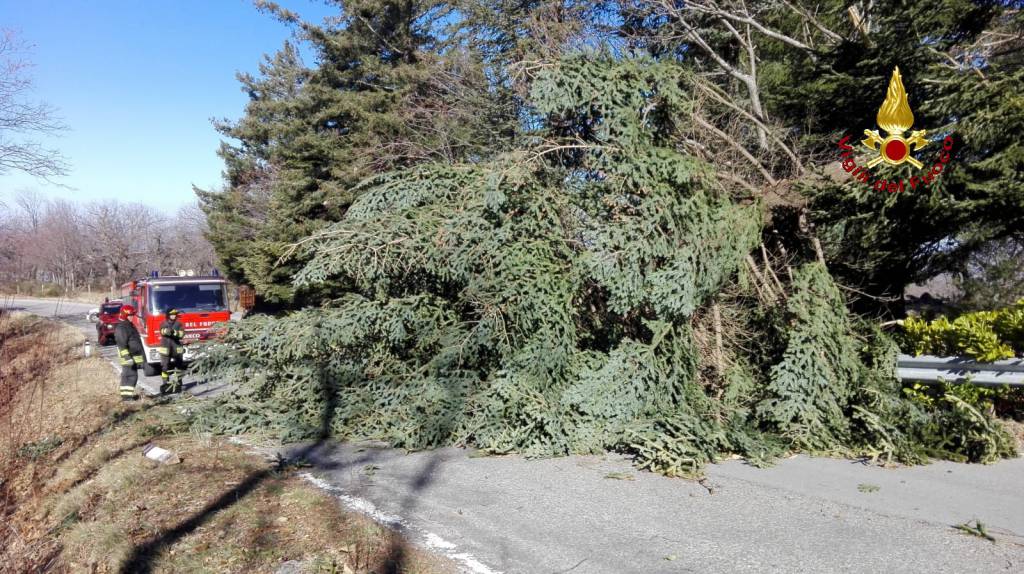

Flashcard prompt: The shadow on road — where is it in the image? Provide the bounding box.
[379,452,447,573]
[117,317,457,574]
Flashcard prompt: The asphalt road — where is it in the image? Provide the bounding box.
[2,296,96,320]
[8,297,1024,573]
[279,442,1024,574]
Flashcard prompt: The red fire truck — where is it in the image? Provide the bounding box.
[120,273,231,376]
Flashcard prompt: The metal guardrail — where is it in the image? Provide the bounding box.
[897,354,1024,387]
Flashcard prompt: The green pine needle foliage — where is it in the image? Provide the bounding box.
[758,263,859,452]
[192,55,1015,474]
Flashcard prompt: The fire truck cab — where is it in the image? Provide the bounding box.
[120,274,231,376]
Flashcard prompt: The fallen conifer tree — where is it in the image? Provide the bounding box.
[192,56,1016,474]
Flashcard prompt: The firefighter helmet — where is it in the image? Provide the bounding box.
[167,308,180,317]
[119,304,137,320]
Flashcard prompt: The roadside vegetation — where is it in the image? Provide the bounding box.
[0,311,450,574]
[900,299,1024,361]
[191,1,1024,475]
[0,191,216,296]
[896,298,1024,428]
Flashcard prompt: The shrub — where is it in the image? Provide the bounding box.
[901,300,1024,360]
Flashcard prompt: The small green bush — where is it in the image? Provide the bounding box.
[904,381,1024,421]
[901,300,1024,361]
[17,436,64,460]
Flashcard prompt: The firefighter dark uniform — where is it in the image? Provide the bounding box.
[114,305,144,400]
[159,309,186,393]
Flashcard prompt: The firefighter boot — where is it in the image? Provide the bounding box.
[119,353,139,400]
[119,384,138,401]
[159,369,171,395]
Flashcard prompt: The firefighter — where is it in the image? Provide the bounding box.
[159,308,186,393]
[113,305,144,400]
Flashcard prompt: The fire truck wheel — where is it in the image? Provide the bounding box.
[142,361,159,377]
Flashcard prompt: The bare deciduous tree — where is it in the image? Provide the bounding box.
[638,0,844,190]
[0,29,69,180]
[82,201,143,292]
[13,188,43,230]
[1,194,219,295]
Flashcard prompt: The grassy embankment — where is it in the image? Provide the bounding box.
[0,311,450,574]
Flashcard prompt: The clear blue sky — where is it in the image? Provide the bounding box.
[0,0,335,212]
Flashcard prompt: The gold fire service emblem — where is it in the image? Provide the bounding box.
[862,66,928,168]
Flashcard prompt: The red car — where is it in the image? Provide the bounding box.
[95,300,124,345]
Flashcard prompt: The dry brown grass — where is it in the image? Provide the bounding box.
[1004,419,1024,453]
[0,313,453,574]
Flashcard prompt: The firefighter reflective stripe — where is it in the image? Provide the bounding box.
[157,347,169,355]
[118,348,130,358]
[132,355,144,365]
[161,370,170,381]
[119,357,132,366]
[160,327,172,336]
[175,330,184,338]
[119,385,136,397]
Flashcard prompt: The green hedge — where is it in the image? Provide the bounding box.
[901,300,1024,361]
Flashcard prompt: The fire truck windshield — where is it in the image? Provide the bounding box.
[149,283,227,314]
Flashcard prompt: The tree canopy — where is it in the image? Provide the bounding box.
[199,0,516,307]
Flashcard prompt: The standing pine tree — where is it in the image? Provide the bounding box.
[198,0,514,308]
